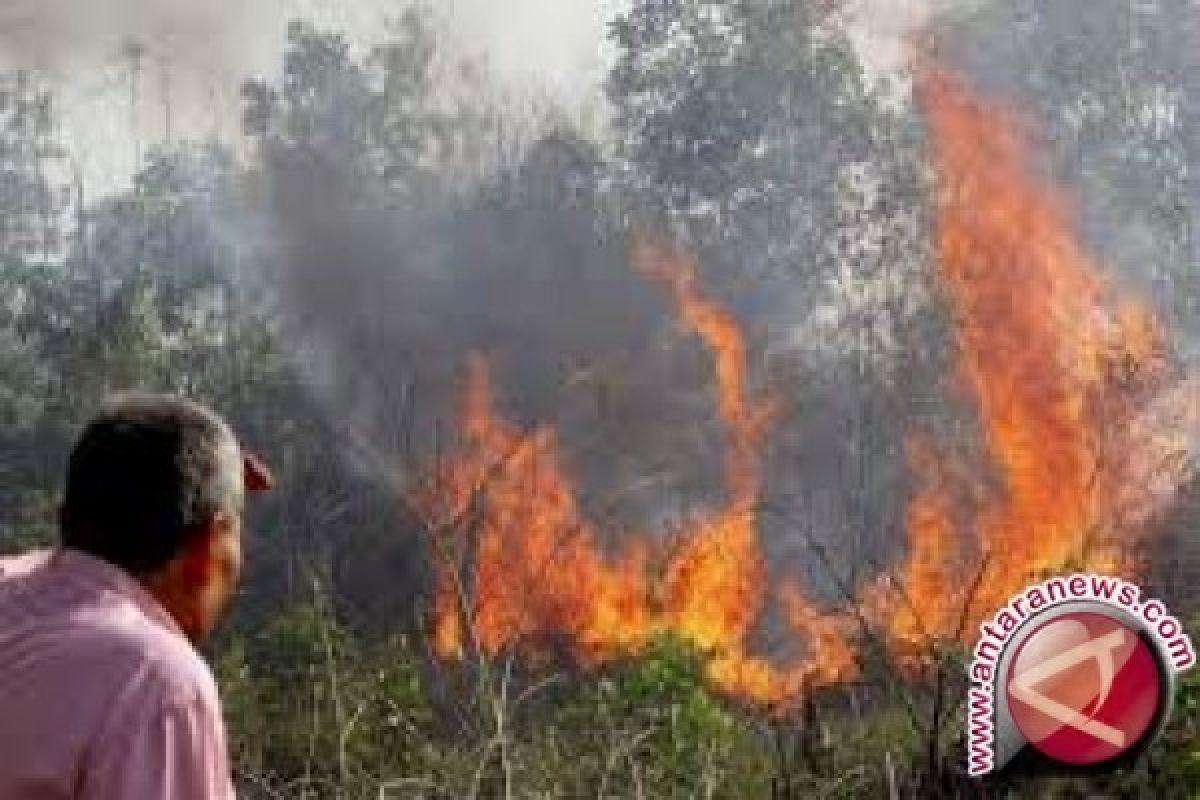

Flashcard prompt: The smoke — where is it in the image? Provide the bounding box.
[10,0,1193,620]
[929,0,1200,358]
[255,141,731,533]
[237,0,947,597]
[0,0,246,71]
[0,0,720,528]
[0,0,613,85]
[0,0,614,194]
[440,0,617,97]
[838,0,974,87]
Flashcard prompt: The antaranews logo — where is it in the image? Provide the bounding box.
[967,574,1195,776]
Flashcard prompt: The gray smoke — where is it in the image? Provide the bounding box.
[255,138,732,534]
[0,0,612,195]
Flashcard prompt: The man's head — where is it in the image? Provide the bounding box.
[61,393,271,643]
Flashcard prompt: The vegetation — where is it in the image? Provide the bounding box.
[211,590,1200,798]
[0,1,1198,796]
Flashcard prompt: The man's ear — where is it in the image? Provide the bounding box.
[178,517,223,588]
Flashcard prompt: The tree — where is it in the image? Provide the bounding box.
[0,73,72,552]
[607,0,925,295]
[0,71,68,264]
[242,10,509,212]
[607,0,937,587]
[938,0,1198,341]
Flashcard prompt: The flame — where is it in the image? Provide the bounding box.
[418,243,853,708]
[418,66,1198,704]
[633,241,773,504]
[634,242,770,681]
[636,242,858,702]
[875,70,1191,662]
[422,353,652,664]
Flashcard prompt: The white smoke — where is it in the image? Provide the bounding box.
[837,0,977,90]
[0,0,617,195]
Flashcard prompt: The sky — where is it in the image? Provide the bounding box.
[0,0,935,196]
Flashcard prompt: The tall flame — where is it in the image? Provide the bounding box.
[421,353,652,664]
[418,243,855,707]
[635,241,769,671]
[418,67,1198,704]
[875,70,1193,661]
[636,241,859,703]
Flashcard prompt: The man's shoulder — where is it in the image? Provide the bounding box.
[0,549,219,707]
[81,606,220,708]
[0,549,53,582]
[72,610,232,799]
[7,586,221,714]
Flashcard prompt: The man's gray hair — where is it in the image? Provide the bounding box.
[61,392,243,573]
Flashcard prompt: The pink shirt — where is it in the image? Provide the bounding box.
[0,548,236,799]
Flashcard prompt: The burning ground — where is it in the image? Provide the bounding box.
[411,68,1200,710]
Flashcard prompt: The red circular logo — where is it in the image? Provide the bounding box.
[1005,611,1164,765]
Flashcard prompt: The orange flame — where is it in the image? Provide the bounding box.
[422,353,652,663]
[418,243,854,707]
[419,67,1197,705]
[874,70,1189,662]
[635,241,769,672]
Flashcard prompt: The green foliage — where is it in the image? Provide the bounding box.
[217,589,441,797]
[0,488,56,552]
[215,618,1200,799]
[1140,625,1200,791]
[608,0,927,312]
[536,636,764,798]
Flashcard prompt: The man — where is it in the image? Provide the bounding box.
[0,393,273,798]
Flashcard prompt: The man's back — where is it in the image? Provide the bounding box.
[0,548,235,799]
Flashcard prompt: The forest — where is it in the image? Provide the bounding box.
[1,1,1199,797]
